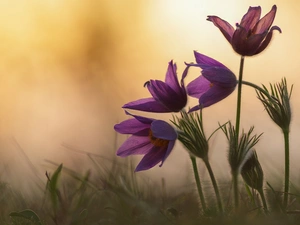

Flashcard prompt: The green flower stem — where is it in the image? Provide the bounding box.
[233,56,245,209]
[232,170,239,209]
[203,157,223,213]
[241,80,276,102]
[190,156,207,212]
[235,56,245,142]
[283,129,290,209]
[258,188,269,214]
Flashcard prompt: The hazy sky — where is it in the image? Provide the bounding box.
[0,0,299,191]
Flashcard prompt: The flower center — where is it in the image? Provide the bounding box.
[149,130,169,147]
[210,83,214,88]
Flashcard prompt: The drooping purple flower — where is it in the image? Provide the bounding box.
[123,60,189,112]
[114,111,177,172]
[207,5,281,56]
[187,51,237,111]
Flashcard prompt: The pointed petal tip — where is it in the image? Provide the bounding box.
[206,16,213,21]
[116,149,128,157]
[134,167,141,172]
[122,104,135,110]
[168,59,177,69]
[193,50,200,57]
[134,164,152,172]
[193,51,208,62]
[124,110,130,115]
[193,50,201,60]
[184,61,192,66]
[188,105,200,113]
[247,6,261,12]
[134,162,152,172]
[271,25,282,33]
[143,80,150,87]
[205,16,235,43]
[113,124,118,132]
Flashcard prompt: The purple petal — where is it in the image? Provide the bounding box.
[187,75,211,99]
[148,80,174,100]
[245,33,269,54]
[123,97,170,112]
[200,85,236,108]
[148,80,186,112]
[160,140,176,166]
[151,120,177,141]
[193,51,226,69]
[164,60,182,93]
[231,27,249,55]
[232,27,267,56]
[124,110,154,124]
[114,118,150,134]
[240,6,261,31]
[181,64,190,84]
[255,26,282,55]
[202,67,237,88]
[188,105,201,112]
[207,16,234,43]
[135,146,168,171]
[117,135,152,156]
[253,5,277,34]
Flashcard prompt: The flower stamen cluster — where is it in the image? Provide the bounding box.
[149,130,169,148]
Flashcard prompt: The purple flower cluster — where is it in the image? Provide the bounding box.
[115,53,236,171]
[114,4,280,171]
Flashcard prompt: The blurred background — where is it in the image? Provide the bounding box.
[0,0,299,193]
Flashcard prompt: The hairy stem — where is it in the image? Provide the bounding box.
[235,56,245,141]
[283,129,290,209]
[232,170,239,209]
[233,56,245,209]
[190,156,207,212]
[258,188,269,214]
[203,157,223,213]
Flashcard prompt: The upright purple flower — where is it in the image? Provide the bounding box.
[114,111,177,172]
[123,60,188,112]
[187,51,237,111]
[207,5,281,56]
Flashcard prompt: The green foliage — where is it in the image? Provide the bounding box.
[221,122,262,173]
[46,163,63,213]
[172,110,209,159]
[1,150,300,225]
[256,77,293,132]
[10,209,43,225]
[241,150,264,191]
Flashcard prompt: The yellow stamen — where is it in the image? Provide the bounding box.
[149,130,169,147]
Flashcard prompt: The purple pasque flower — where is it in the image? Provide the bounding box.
[123,60,188,112]
[187,51,237,111]
[114,111,177,172]
[207,5,281,56]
